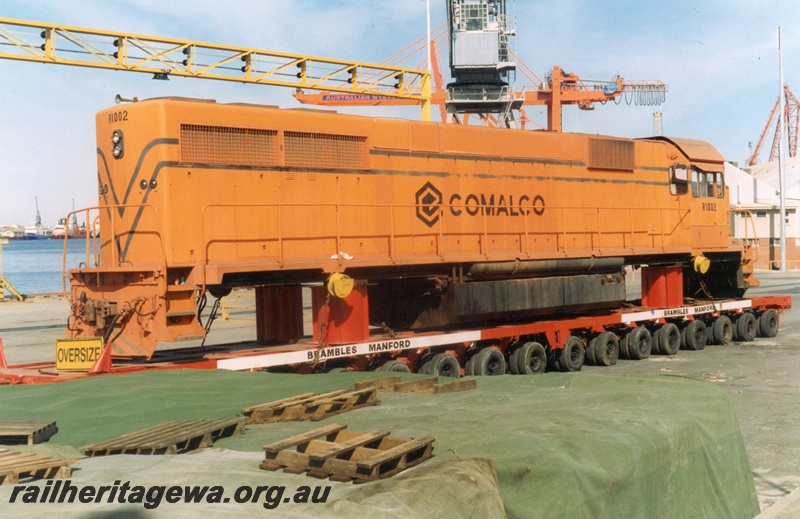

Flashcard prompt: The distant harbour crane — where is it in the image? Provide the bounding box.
[294,0,668,131]
[745,84,800,166]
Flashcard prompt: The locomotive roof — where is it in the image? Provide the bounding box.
[114,98,727,172]
[647,136,726,172]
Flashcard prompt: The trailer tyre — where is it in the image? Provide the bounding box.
[508,348,521,374]
[619,332,631,358]
[655,323,680,356]
[705,321,715,344]
[418,353,461,378]
[516,341,547,374]
[625,327,652,360]
[651,327,662,355]
[712,316,733,345]
[681,320,707,351]
[464,358,475,377]
[470,347,506,376]
[586,336,598,365]
[557,336,585,372]
[759,310,779,337]
[736,313,758,342]
[591,332,619,366]
[375,360,411,373]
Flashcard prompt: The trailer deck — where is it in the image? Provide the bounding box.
[0,295,790,385]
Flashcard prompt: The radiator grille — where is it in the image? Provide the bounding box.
[285,131,368,170]
[180,124,279,167]
[588,138,635,171]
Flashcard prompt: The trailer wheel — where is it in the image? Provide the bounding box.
[625,327,652,360]
[557,336,585,372]
[464,358,475,376]
[681,320,707,351]
[418,353,461,378]
[711,316,733,345]
[592,332,619,366]
[655,323,680,356]
[736,313,758,342]
[619,332,631,358]
[759,310,779,337]
[586,336,598,365]
[375,360,411,373]
[516,341,547,374]
[651,327,662,355]
[508,347,522,374]
[705,321,715,344]
[470,347,506,376]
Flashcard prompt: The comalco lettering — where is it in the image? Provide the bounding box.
[448,193,545,217]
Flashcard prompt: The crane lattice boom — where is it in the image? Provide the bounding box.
[745,85,800,166]
[0,17,432,118]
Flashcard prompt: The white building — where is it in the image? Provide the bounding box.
[727,157,800,270]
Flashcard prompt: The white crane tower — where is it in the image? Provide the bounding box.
[446,0,522,127]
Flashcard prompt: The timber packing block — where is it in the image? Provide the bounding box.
[355,376,477,395]
[0,449,77,485]
[353,376,401,392]
[241,387,380,424]
[81,417,246,456]
[260,423,435,484]
[0,421,58,445]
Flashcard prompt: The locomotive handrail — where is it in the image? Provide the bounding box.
[197,201,695,295]
[62,204,167,294]
[767,259,800,270]
[732,208,760,267]
[91,214,101,266]
[62,208,95,296]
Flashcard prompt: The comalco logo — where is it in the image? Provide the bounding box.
[415,182,546,228]
[415,182,443,227]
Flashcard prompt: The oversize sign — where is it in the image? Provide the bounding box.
[55,338,104,371]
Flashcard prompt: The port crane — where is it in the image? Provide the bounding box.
[0,238,24,302]
[0,8,665,132]
[745,84,800,166]
[0,16,433,119]
[294,0,668,131]
[293,23,452,123]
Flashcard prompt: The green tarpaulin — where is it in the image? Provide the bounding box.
[0,370,759,518]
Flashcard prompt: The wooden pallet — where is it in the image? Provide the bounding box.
[242,388,380,424]
[260,423,434,483]
[355,376,477,395]
[0,421,58,445]
[81,417,246,456]
[0,449,76,485]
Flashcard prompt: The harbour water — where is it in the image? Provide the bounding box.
[1,239,90,295]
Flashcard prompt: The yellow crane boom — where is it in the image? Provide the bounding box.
[0,17,432,119]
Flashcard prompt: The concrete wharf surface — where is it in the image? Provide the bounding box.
[0,272,798,517]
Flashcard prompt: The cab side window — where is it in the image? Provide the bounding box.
[691,170,704,197]
[670,165,689,195]
[705,173,716,198]
[691,169,724,199]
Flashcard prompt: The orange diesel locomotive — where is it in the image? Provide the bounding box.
[66,97,752,360]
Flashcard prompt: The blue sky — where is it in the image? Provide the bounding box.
[0,0,798,224]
